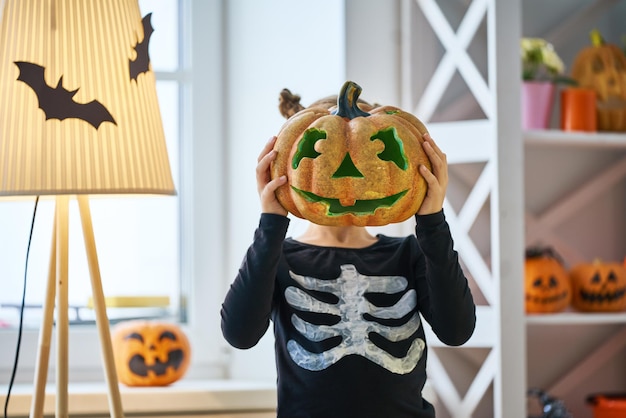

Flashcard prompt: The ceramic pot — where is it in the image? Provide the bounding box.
[522,81,555,130]
[560,87,597,132]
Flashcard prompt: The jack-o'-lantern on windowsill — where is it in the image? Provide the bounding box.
[571,29,626,131]
[524,246,571,314]
[569,259,626,313]
[271,81,431,227]
[111,320,191,386]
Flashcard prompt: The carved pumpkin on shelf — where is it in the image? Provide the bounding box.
[524,247,571,314]
[569,260,626,312]
[271,80,431,227]
[111,320,191,386]
[571,30,626,131]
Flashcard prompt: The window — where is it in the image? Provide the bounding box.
[0,0,202,383]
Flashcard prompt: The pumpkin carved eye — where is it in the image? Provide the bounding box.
[125,332,144,343]
[592,57,604,73]
[371,127,409,170]
[292,128,325,169]
[160,331,177,341]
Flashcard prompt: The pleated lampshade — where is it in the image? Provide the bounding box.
[0,0,176,197]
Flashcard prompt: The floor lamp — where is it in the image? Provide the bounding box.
[0,1,176,417]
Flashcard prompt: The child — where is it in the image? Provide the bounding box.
[221,89,476,418]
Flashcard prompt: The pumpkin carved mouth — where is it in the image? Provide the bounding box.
[292,186,408,216]
[128,349,185,377]
[525,290,569,305]
[579,286,626,304]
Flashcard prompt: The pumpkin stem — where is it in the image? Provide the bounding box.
[590,28,605,46]
[332,81,371,119]
[525,246,564,265]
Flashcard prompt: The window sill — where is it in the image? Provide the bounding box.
[1,379,277,417]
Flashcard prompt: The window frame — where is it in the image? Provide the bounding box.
[0,0,227,384]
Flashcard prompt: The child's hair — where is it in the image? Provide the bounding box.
[278,88,375,120]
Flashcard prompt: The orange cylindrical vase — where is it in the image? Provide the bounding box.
[560,88,597,132]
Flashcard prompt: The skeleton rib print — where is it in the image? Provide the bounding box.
[285,264,425,374]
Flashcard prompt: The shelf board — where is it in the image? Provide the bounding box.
[524,129,626,148]
[526,311,626,325]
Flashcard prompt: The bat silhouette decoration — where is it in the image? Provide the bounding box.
[129,13,154,81]
[14,61,116,129]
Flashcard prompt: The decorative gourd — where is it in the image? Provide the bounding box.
[569,259,626,312]
[524,247,571,314]
[111,320,191,386]
[571,30,626,131]
[271,81,431,226]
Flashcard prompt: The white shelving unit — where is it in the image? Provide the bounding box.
[400,0,625,416]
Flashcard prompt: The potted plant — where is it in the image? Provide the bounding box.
[520,38,574,130]
[521,38,568,84]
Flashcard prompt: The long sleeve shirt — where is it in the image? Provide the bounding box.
[221,210,476,418]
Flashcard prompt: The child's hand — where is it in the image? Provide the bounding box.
[417,133,448,215]
[257,136,288,216]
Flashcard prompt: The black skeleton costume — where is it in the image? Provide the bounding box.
[221,210,476,418]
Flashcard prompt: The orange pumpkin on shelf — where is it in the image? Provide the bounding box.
[111,320,191,386]
[271,80,431,227]
[524,247,571,314]
[569,259,626,312]
[571,29,626,131]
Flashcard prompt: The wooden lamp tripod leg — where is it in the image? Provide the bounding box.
[77,195,124,418]
[55,196,70,417]
[30,201,60,418]
[29,196,70,417]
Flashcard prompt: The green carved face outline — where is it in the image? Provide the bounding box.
[290,126,410,217]
[292,187,408,216]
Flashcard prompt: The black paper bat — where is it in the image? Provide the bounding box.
[129,13,154,81]
[14,61,116,129]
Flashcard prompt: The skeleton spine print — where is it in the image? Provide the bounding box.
[285,264,425,374]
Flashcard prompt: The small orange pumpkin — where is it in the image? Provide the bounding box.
[571,30,626,131]
[271,81,431,227]
[111,320,191,386]
[524,247,571,314]
[569,259,626,312]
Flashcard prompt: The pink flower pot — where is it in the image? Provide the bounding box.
[521,81,555,130]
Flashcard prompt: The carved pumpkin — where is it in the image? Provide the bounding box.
[271,81,431,226]
[524,247,571,314]
[569,260,626,312]
[571,30,626,131]
[111,320,191,386]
